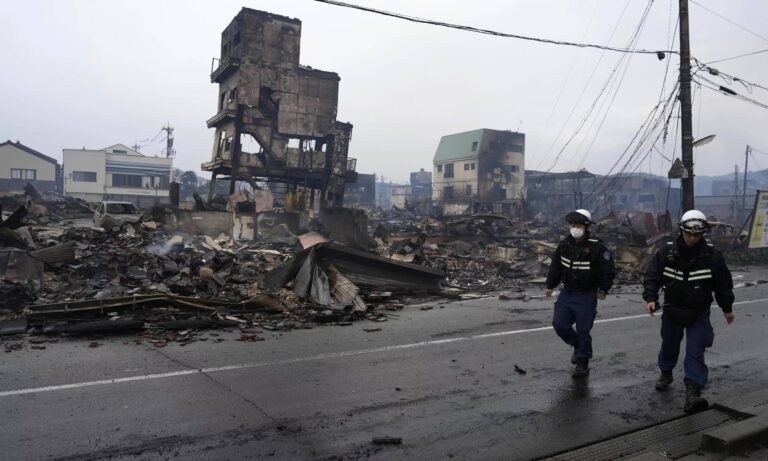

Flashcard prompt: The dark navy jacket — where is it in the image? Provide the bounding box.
[546,233,615,293]
[643,235,734,323]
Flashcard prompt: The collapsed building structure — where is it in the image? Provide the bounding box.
[202,8,356,208]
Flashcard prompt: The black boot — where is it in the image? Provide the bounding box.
[655,371,673,391]
[683,379,708,414]
[570,350,577,365]
[572,359,589,378]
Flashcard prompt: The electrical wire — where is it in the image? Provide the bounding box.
[532,0,633,171]
[693,60,768,93]
[139,128,164,144]
[694,74,768,111]
[543,0,656,173]
[573,9,678,171]
[313,0,678,55]
[586,82,680,203]
[689,0,768,44]
[529,0,610,169]
[706,48,768,65]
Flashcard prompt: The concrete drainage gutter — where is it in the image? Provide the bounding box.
[544,388,768,460]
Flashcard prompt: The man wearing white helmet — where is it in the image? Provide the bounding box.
[546,209,615,378]
[643,209,735,414]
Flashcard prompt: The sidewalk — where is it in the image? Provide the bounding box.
[543,388,768,460]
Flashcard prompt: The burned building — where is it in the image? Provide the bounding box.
[343,173,375,211]
[410,168,432,215]
[432,129,525,216]
[202,8,356,208]
[526,170,681,220]
[525,170,597,219]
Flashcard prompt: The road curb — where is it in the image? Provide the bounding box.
[701,411,768,453]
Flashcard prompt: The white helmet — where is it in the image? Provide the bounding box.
[565,209,595,225]
[679,209,709,234]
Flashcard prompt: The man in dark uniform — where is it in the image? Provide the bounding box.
[546,209,615,378]
[643,209,735,414]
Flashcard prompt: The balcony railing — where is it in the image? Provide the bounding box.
[210,56,240,83]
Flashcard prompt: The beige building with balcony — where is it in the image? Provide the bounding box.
[432,129,525,216]
[63,144,172,207]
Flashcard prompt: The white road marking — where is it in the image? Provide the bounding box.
[2,297,767,398]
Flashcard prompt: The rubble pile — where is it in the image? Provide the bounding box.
[1,189,94,225]
[2,200,717,348]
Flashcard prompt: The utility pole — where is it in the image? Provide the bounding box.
[734,164,739,220]
[162,123,175,159]
[679,0,695,211]
[742,145,751,222]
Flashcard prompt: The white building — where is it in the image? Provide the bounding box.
[63,144,173,207]
[0,140,60,195]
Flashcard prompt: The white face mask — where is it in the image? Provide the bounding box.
[570,227,585,239]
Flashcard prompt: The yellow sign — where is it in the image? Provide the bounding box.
[748,190,768,249]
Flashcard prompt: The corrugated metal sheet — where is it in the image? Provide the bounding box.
[265,242,445,293]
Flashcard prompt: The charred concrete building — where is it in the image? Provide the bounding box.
[202,8,356,207]
[432,129,525,216]
[343,173,375,211]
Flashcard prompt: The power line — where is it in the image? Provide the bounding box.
[706,48,768,65]
[139,127,164,144]
[693,60,768,93]
[573,6,678,171]
[544,0,655,173]
[689,0,768,44]
[529,0,610,170]
[694,74,768,111]
[533,0,634,171]
[313,0,678,56]
[586,82,680,202]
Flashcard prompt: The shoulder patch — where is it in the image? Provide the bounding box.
[603,251,612,261]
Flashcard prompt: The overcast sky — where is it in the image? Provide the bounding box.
[1,0,767,183]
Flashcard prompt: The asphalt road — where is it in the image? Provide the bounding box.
[3,268,768,460]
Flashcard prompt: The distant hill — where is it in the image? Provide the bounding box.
[695,167,768,196]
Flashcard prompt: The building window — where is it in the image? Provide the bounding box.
[472,141,478,152]
[73,171,97,182]
[25,169,36,180]
[11,168,22,179]
[471,163,475,170]
[228,87,237,104]
[437,164,442,173]
[112,149,127,154]
[444,186,454,200]
[465,185,472,196]
[112,174,142,188]
[509,165,519,173]
[234,31,241,46]
[464,163,470,171]
[444,163,454,178]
